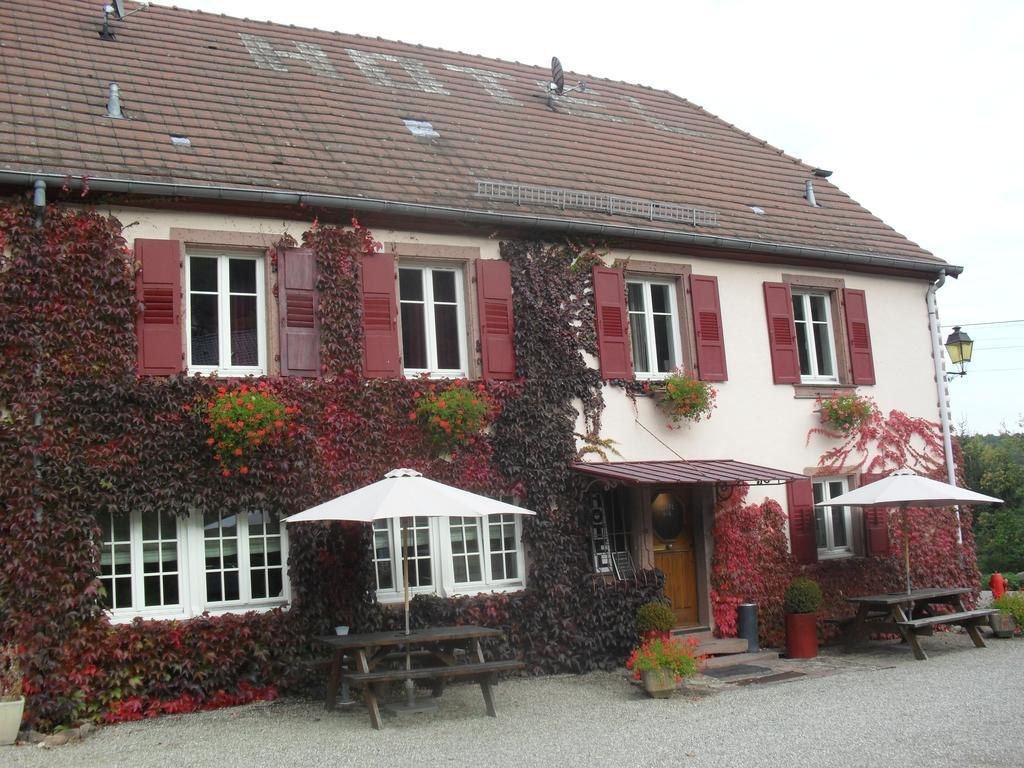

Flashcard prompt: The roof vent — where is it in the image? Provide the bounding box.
[402,119,439,138]
[813,168,833,178]
[749,205,766,215]
[169,135,191,147]
[804,179,819,208]
[106,83,124,119]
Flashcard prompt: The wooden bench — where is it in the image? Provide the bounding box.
[894,608,997,660]
[343,659,524,729]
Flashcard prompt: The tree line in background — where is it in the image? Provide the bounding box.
[963,427,1024,581]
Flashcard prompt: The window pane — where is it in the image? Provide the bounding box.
[832,508,848,547]
[230,295,259,366]
[650,284,670,314]
[814,508,827,548]
[813,323,834,377]
[223,570,240,601]
[795,322,811,375]
[229,259,257,294]
[113,513,130,542]
[627,283,644,312]
[652,314,673,373]
[629,314,650,373]
[399,268,424,301]
[792,295,806,322]
[401,304,427,369]
[810,295,828,323]
[434,304,461,369]
[191,293,219,366]
[190,257,218,292]
[432,270,457,303]
[504,553,517,579]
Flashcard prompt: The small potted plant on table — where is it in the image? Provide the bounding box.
[784,576,822,659]
[626,635,704,698]
[0,644,24,745]
[636,601,676,641]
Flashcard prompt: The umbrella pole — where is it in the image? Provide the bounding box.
[902,507,911,595]
[402,521,414,707]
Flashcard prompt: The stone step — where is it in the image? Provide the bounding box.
[703,649,780,670]
[669,628,749,656]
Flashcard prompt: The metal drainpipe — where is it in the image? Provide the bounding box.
[926,271,963,544]
[31,179,46,523]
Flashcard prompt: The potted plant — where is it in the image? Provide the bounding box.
[636,601,676,640]
[653,368,716,426]
[783,576,822,659]
[990,592,1024,638]
[0,644,24,746]
[626,635,704,698]
[815,393,876,434]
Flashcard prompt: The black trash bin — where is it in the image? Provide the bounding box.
[737,602,759,652]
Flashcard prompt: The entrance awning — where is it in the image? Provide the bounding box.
[572,459,806,486]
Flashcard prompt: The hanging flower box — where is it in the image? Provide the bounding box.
[410,380,494,455]
[816,392,876,434]
[199,382,300,476]
[651,369,717,425]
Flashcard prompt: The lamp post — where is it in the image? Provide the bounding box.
[944,326,974,379]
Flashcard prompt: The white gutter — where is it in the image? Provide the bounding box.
[926,271,963,544]
[1,170,961,278]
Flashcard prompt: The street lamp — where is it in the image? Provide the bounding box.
[944,326,974,378]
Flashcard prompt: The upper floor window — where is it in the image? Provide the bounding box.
[187,253,267,376]
[812,477,852,557]
[97,508,288,621]
[398,265,468,377]
[792,291,838,383]
[626,279,682,377]
[371,509,525,600]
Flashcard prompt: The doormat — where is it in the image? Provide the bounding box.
[702,664,772,679]
[733,671,806,685]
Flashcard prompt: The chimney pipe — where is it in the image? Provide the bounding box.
[106,83,124,119]
[804,179,818,207]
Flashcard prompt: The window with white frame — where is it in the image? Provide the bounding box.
[626,278,682,377]
[792,291,839,383]
[398,264,468,376]
[812,478,852,556]
[187,253,267,376]
[96,509,288,620]
[371,510,525,600]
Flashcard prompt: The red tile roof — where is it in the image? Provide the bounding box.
[0,1,943,267]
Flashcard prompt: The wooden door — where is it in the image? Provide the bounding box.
[651,492,699,626]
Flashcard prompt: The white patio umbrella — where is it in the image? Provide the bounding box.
[283,468,535,710]
[816,470,1002,594]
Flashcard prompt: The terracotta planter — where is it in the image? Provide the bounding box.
[0,696,25,745]
[990,612,1016,639]
[641,668,679,699]
[785,612,819,658]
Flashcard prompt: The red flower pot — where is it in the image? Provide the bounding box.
[785,612,818,659]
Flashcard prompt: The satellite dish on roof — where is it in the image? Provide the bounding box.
[111,0,126,18]
[550,57,565,96]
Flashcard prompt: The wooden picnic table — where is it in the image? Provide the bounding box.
[315,625,522,729]
[840,587,996,660]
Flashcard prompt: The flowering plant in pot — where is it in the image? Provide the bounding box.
[783,576,822,658]
[816,393,876,434]
[199,382,300,476]
[0,644,24,745]
[411,380,493,455]
[626,635,704,698]
[653,368,716,426]
[990,593,1024,638]
[636,601,676,641]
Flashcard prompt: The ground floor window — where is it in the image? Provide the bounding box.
[371,509,525,600]
[97,509,289,621]
[812,477,852,557]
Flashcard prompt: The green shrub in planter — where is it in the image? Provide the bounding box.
[992,592,1024,630]
[784,577,823,614]
[636,601,676,637]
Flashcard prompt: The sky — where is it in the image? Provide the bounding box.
[164,0,1023,434]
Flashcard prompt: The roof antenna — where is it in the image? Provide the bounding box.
[547,57,587,111]
[99,1,149,40]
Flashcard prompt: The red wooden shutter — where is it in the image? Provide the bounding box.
[278,247,320,378]
[787,479,818,565]
[592,266,633,379]
[361,252,401,378]
[476,259,516,380]
[860,472,890,556]
[763,282,801,384]
[843,289,876,385]
[135,238,183,376]
[689,274,727,382]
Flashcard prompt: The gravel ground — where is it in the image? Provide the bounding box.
[6,632,1023,768]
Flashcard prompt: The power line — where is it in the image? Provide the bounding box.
[941,319,1024,328]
